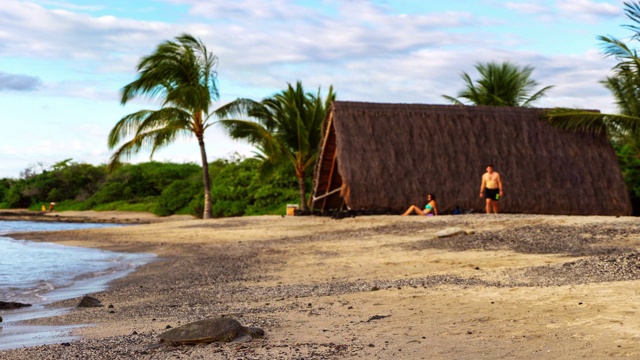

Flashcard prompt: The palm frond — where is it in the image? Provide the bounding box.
[108,107,191,149]
[521,85,555,107]
[215,98,262,120]
[108,110,154,149]
[545,108,608,134]
[219,119,270,144]
[545,108,640,137]
[623,1,640,39]
[442,94,464,105]
[107,125,191,170]
[446,62,552,107]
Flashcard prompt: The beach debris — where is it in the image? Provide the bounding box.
[77,295,103,308]
[435,227,469,238]
[0,301,32,310]
[154,317,264,347]
[366,315,390,322]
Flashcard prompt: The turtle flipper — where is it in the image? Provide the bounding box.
[230,334,253,343]
[145,341,173,350]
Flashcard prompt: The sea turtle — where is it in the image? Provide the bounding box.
[155,317,265,346]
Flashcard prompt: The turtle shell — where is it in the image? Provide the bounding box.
[159,318,246,344]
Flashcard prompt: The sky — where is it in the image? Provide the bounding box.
[0,0,634,178]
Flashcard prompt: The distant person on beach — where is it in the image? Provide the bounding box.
[480,165,503,214]
[402,193,438,216]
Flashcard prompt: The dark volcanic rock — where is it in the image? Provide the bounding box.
[77,295,103,308]
[0,301,32,310]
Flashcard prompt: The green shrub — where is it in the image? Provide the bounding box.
[0,158,308,218]
[154,179,202,216]
[210,159,260,217]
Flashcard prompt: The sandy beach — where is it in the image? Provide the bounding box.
[2,211,640,359]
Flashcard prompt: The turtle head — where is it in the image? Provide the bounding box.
[246,326,265,338]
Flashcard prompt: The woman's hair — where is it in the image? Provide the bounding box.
[427,193,436,200]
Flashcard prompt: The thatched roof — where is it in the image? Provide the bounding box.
[311,101,631,215]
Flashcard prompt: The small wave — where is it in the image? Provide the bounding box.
[0,220,154,305]
[0,282,55,303]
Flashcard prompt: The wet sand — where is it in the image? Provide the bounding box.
[2,212,640,359]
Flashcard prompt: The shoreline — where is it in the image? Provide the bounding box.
[0,209,195,225]
[2,212,640,358]
[0,219,159,351]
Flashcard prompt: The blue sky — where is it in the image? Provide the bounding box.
[0,0,633,178]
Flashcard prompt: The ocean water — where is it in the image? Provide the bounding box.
[0,221,154,304]
[0,220,156,350]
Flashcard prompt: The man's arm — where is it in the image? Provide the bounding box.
[479,174,486,198]
[497,173,504,194]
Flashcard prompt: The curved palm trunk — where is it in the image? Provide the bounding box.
[198,136,213,219]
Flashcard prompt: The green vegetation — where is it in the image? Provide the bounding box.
[109,34,225,219]
[0,158,299,218]
[443,61,553,107]
[546,2,640,212]
[219,81,335,211]
[547,3,640,135]
[209,158,299,217]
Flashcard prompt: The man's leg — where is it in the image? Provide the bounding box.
[485,198,492,214]
[492,200,499,214]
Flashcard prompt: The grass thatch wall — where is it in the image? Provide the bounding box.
[312,101,631,215]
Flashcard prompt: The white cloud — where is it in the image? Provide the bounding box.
[0,0,174,61]
[505,0,622,23]
[556,0,621,21]
[29,0,105,12]
[505,1,551,15]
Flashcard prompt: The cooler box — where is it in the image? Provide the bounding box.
[286,204,299,216]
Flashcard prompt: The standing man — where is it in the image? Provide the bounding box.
[479,165,503,214]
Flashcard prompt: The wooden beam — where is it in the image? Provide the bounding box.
[322,142,338,211]
[312,111,335,211]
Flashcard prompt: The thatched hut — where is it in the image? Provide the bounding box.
[311,101,631,215]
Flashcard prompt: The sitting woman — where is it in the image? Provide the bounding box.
[402,193,438,216]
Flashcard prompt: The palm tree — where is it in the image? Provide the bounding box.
[443,61,553,107]
[218,81,335,211]
[546,2,640,138]
[108,33,219,219]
